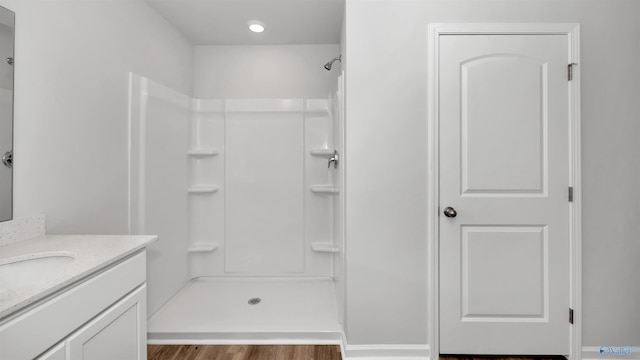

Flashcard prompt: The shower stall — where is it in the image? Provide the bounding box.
[128,46,345,343]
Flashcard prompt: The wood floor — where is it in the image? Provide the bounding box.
[147,345,342,360]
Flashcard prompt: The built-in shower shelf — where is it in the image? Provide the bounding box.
[188,148,220,157]
[311,243,340,253]
[305,108,331,114]
[310,185,339,194]
[187,242,220,253]
[309,149,335,157]
[188,185,220,194]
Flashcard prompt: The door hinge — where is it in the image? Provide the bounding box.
[568,186,574,202]
[568,63,577,81]
[569,308,574,324]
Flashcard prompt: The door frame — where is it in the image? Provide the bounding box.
[426,23,581,359]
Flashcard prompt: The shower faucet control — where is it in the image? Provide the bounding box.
[328,150,339,169]
[2,150,11,169]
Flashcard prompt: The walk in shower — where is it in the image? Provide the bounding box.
[128,45,345,342]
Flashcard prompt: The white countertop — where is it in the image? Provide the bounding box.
[0,235,157,320]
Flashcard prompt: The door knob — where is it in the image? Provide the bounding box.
[443,206,457,218]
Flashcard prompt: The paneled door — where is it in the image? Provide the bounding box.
[439,33,571,354]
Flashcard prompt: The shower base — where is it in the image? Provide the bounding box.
[147,277,342,344]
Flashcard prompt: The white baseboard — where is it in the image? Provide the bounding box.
[147,331,341,345]
[341,333,430,359]
[583,346,640,360]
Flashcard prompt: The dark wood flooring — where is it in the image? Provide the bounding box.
[147,345,342,360]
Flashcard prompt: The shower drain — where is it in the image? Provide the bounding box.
[248,297,262,305]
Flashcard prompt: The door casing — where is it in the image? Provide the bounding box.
[426,23,581,359]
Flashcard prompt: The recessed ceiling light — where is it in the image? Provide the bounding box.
[248,21,265,33]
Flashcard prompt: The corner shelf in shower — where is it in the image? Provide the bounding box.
[311,242,340,253]
[188,185,220,194]
[309,149,335,157]
[310,185,339,194]
[188,148,220,157]
[187,242,220,253]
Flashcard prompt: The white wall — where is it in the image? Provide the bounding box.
[0,0,194,234]
[194,44,339,99]
[335,9,347,331]
[345,0,429,345]
[345,0,640,348]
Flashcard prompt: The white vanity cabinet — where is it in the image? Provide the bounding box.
[0,251,149,360]
[37,285,145,360]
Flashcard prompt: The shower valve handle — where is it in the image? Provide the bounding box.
[2,150,11,169]
[328,150,339,169]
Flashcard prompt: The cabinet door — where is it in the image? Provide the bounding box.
[67,284,147,360]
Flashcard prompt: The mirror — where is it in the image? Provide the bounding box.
[0,5,14,222]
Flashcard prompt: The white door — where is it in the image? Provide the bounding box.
[439,34,570,355]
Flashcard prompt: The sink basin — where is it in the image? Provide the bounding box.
[0,252,76,292]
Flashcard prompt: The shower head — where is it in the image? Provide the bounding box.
[324,55,342,71]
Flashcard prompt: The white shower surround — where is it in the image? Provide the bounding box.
[188,97,337,278]
[129,73,342,340]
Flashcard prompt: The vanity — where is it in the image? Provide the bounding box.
[0,232,157,359]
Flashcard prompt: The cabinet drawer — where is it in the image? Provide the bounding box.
[0,251,146,359]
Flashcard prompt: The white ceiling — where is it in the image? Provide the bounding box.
[144,0,345,45]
